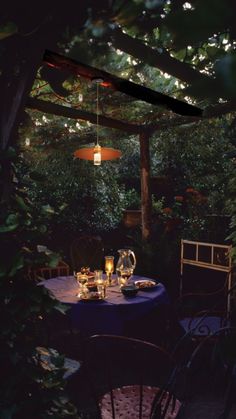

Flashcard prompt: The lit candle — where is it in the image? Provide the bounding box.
[105,256,114,285]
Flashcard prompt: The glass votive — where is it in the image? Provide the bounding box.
[105,256,114,286]
[94,270,103,282]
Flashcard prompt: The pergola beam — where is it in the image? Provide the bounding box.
[43,49,202,117]
[26,97,142,135]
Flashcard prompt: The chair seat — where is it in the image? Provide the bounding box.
[180,316,230,336]
[99,385,181,419]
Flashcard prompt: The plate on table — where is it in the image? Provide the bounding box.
[134,279,158,291]
[79,291,104,302]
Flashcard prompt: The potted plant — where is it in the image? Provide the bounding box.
[123,189,142,228]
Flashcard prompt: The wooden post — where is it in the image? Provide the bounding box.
[139,132,152,241]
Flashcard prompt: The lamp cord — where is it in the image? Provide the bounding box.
[96,82,99,147]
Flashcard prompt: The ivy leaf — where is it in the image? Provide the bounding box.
[29,171,47,182]
[0,22,17,40]
[40,66,70,97]
[38,225,47,233]
[59,203,68,211]
[0,263,7,278]
[42,205,55,214]
[0,223,19,233]
[48,254,60,268]
[54,302,68,315]
[6,213,19,226]
[8,253,24,277]
[15,195,30,212]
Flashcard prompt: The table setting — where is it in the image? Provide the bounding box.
[39,248,169,337]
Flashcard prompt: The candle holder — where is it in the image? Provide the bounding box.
[105,256,114,286]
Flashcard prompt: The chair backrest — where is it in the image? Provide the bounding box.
[32,260,70,280]
[184,326,236,419]
[180,239,232,316]
[82,334,177,418]
[70,235,104,272]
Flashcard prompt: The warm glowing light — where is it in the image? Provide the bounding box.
[93,144,101,166]
[73,79,121,165]
[105,256,114,273]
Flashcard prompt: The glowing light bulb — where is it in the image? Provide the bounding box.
[93,144,101,166]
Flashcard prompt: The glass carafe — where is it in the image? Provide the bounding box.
[116,249,136,287]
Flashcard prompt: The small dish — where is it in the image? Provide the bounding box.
[121,284,138,297]
[134,280,158,290]
[79,291,104,302]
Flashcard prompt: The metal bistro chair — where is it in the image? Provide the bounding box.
[81,335,182,419]
[32,260,78,355]
[32,260,70,280]
[182,326,236,419]
[178,239,233,339]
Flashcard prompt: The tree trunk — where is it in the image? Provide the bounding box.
[0,33,46,203]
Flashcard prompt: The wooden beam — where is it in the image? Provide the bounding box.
[139,132,152,241]
[110,26,211,86]
[26,97,142,135]
[43,49,202,117]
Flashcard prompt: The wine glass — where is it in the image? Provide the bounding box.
[76,272,89,297]
[94,270,106,298]
[117,268,133,288]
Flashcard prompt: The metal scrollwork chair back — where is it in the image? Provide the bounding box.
[178,240,233,340]
[82,334,183,419]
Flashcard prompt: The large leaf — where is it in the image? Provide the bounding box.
[15,195,30,212]
[8,253,24,277]
[0,22,17,40]
[6,213,19,226]
[48,253,60,268]
[40,66,71,97]
[165,0,230,49]
[0,223,19,233]
[214,52,236,99]
[42,204,55,215]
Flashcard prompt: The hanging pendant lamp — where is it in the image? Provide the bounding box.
[74,78,121,166]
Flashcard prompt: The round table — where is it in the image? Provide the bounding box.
[41,275,169,338]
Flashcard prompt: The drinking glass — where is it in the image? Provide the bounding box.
[117,268,133,288]
[76,272,89,294]
[94,270,103,282]
[94,270,106,298]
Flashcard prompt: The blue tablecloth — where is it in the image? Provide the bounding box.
[41,275,169,337]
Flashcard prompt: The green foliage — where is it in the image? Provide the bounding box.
[0,156,79,418]
[18,143,126,239]
[0,21,17,40]
[151,117,235,215]
[125,188,141,210]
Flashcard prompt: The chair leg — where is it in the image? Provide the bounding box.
[218,371,236,419]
